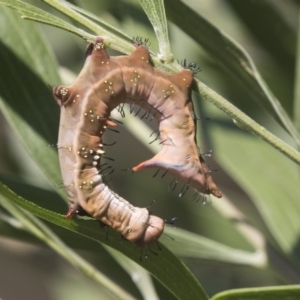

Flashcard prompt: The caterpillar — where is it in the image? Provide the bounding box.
[53,37,222,246]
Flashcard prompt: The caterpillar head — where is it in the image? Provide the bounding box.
[135,216,164,247]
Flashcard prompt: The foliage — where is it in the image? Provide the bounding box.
[0,0,300,299]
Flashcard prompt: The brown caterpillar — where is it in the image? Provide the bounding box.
[53,37,222,246]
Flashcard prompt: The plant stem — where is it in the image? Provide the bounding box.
[196,80,300,166]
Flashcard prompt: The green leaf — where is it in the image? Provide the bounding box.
[0,183,137,300]
[294,11,300,134]
[0,6,64,193]
[0,7,209,298]
[0,0,94,40]
[161,228,266,268]
[3,0,299,168]
[211,285,300,300]
[164,0,300,146]
[1,175,265,270]
[0,180,209,300]
[138,0,172,61]
[107,248,160,300]
[210,116,300,262]
[60,0,132,42]
[108,110,268,268]
[227,0,295,70]
[42,0,135,54]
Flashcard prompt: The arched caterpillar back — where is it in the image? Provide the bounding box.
[53,37,222,246]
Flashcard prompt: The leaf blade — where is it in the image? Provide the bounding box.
[0,180,209,300]
[211,285,300,300]
[138,0,172,61]
[164,0,300,146]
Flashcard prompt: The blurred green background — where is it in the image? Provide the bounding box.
[0,0,300,299]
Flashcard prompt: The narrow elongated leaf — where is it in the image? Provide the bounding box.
[161,228,266,268]
[0,176,265,268]
[0,186,136,300]
[138,0,172,61]
[211,285,300,300]
[42,0,135,54]
[0,6,63,192]
[294,11,300,133]
[2,0,299,169]
[164,0,300,146]
[0,181,209,300]
[107,248,160,300]
[227,0,295,71]
[210,118,300,262]
[0,0,94,40]
[60,0,132,42]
